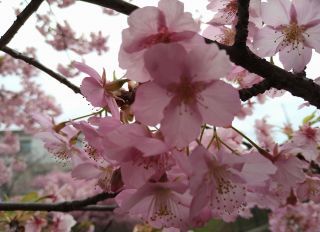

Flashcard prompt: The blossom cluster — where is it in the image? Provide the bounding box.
[2,0,320,231]
[29,0,320,231]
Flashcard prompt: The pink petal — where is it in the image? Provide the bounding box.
[305,25,320,53]
[144,44,186,88]
[187,43,231,81]
[80,77,108,107]
[279,45,312,72]
[253,27,282,57]
[198,80,241,127]
[161,101,202,148]
[132,82,171,126]
[159,0,199,33]
[261,0,291,27]
[73,62,101,82]
[71,163,101,180]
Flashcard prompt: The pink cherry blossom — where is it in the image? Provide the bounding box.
[283,124,320,162]
[269,202,320,232]
[116,181,191,229]
[207,0,262,27]
[51,212,76,232]
[25,216,47,232]
[119,0,199,82]
[296,175,320,203]
[132,43,240,148]
[74,62,119,119]
[254,0,320,72]
[189,145,247,221]
[36,125,82,160]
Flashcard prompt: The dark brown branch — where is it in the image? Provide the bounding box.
[234,0,250,48]
[1,46,81,94]
[78,0,138,15]
[239,79,272,101]
[0,192,117,212]
[0,0,44,49]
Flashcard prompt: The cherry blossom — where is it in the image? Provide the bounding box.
[132,43,240,148]
[119,0,200,82]
[116,181,191,229]
[189,145,247,221]
[254,0,320,72]
[74,62,119,119]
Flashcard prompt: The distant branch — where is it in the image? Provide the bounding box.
[0,0,44,49]
[1,46,81,94]
[0,192,117,212]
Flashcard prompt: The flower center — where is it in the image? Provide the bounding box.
[275,23,309,54]
[143,26,172,48]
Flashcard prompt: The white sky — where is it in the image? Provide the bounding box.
[1,0,320,141]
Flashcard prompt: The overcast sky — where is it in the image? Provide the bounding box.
[1,0,320,141]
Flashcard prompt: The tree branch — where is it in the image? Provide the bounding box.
[0,192,117,212]
[1,46,81,94]
[239,79,272,101]
[0,0,44,49]
[78,0,138,15]
[234,0,250,48]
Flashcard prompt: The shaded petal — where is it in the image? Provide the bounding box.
[198,80,241,127]
[144,44,186,88]
[132,82,171,126]
[161,100,202,148]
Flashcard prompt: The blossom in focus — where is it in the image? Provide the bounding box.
[253,0,320,72]
[119,0,200,82]
[132,43,240,148]
[74,62,119,119]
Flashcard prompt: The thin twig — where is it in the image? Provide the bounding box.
[0,192,117,212]
[1,46,81,94]
[0,0,44,49]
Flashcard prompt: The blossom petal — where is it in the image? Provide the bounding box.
[80,77,108,107]
[161,100,202,148]
[279,45,312,72]
[198,80,241,127]
[253,27,282,57]
[261,0,291,27]
[132,82,171,126]
[187,43,231,81]
[74,62,101,82]
[144,44,186,88]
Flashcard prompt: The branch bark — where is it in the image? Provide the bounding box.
[1,46,81,94]
[0,192,117,212]
[0,0,44,49]
[79,0,320,108]
[234,0,250,48]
